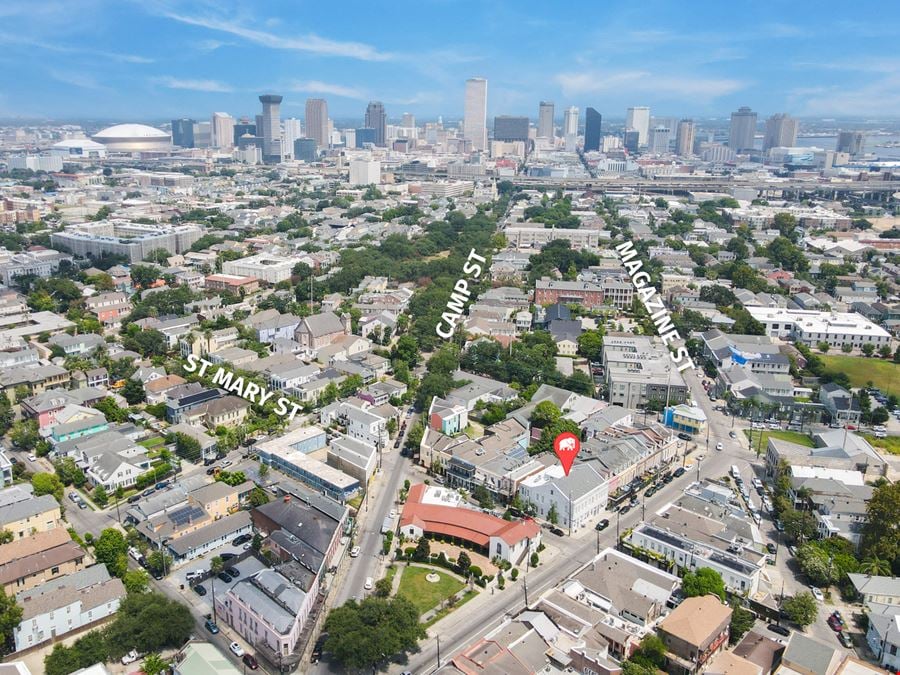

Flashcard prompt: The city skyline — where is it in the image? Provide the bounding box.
[1,0,899,120]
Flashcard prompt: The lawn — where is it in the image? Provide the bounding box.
[424,589,477,628]
[139,437,165,449]
[819,355,900,397]
[744,429,815,453]
[396,566,464,616]
[864,434,900,455]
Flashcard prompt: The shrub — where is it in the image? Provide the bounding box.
[468,565,483,578]
[530,552,540,567]
[510,568,519,580]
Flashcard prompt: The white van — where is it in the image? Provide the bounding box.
[731,465,741,479]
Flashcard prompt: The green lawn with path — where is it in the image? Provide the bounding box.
[396,566,464,615]
[819,355,900,397]
[744,429,815,452]
[864,434,900,455]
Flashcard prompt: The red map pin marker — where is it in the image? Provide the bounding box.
[553,431,580,476]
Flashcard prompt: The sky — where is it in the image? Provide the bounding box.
[1,0,899,123]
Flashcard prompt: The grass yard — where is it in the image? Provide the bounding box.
[139,437,165,449]
[864,434,900,455]
[396,566,464,616]
[424,589,477,628]
[744,429,815,452]
[819,355,900,397]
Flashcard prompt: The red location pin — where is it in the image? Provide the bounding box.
[553,432,580,476]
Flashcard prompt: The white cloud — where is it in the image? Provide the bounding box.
[792,74,900,116]
[555,70,744,101]
[288,80,366,99]
[0,31,153,63]
[159,10,392,61]
[153,76,235,93]
[47,70,104,90]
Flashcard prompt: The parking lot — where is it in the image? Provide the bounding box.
[167,545,265,616]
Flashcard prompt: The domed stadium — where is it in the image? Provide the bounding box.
[92,123,171,152]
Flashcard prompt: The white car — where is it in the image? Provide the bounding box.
[389,509,397,518]
[350,546,361,558]
[229,641,245,657]
[121,650,139,665]
[715,442,724,451]
[810,586,824,601]
[27,454,36,462]
[364,577,374,590]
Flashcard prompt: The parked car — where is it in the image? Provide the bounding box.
[218,572,232,583]
[121,650,139,665]
[550,526,565,536]
[192,584,207,596]
[619,504,632,515]
[220,552,236,560]
[729,431,737,439]
[350,546,361,557]
[767,624,790,637]
[311,636,326,664]
[204,619,219,634]
[715,442,724,451]
[595,519,610,531]
[233,533,252,546]
[810,586,824,601]
[677,432,692,441]
[838,631,853,648]
[127,494,141,504]
[27,453,37,462]
[142,488,155,497]
[766,543,777,554]
[827,615,843,632]
[364,577,374,590]
[242,653,259,670]
[673,467,686,478]
[229,642,245,657]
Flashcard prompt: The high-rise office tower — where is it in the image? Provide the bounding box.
[626,107,651,146]
[193,121,212,148]
[563,106,579,137]
[258,94,283,162]
[675,119,696,157]
[294,138,318,162]
[464,78,488,152]
[623,130,640,153]
[365,101,387,146]
[211,112,235,149]
[584,107,602,152]
[729,106,757,153]
[837,131,865,156]
[538,101,555,139]
[763,113,798,151]
[282,118,302,159]
[355,128,377,147]
[649,126,672,154]
[493,116,529,142]
[305,98,329,148]
[401,113,416,128]
[171,118,196,148]
[233,119,256,146]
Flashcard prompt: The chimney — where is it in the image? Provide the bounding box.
[283,494,291,503]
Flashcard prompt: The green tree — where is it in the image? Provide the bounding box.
[146,551,171,577]
[861,556,893,576]
[210,556,224,623]
[54,457,86,487]
[31,472,64,502]
[783,592,818,628]
[374,577,392,598]
[171,432,202,462]
[862,343,876,357]
[92,485,109,507]
[123,569,150,595]
[0,589,22,655]
[141,654,169,675]
[530,400,562,428]
[729,601,755,645]
[248,487,270,507]
[682,567,726,601]
[628,634,667,671]
[103,593,193,660]
[0,530,13,544]
[473,485,494,509]
[861,481,900,571]
[121,378,146,404]
[413,537,431,562]
[323,596,426,671]
[94,528,128,578]
[10,419,40,451]
[457,550,472,575]
[547,503,559,525]
[781,507,817,543]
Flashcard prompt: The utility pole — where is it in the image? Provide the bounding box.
[568,489,573,537]
[436,635,441,669]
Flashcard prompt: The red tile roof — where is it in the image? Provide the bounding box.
[400,484,539,547]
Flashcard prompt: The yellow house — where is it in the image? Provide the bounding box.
[0,492,62,540]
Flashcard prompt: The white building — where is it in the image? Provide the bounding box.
[211,112,235,149]
[745,307,893,349]
[626,106,651,146]
[348,159,381,186]
[14,565,125,652]
[7,155,64,172]
[222,253,294,284]
[464,78,488,152]
[518,464,609,531]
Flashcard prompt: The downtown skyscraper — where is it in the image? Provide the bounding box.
[763,113,798,151]
[675,119,696,157]
[365,101,387,147]
[538,101,555,139]
[626,106,650,147]
[584,107,602,152]
[464,78,487,152]
[729,106,758,153]
[305,98,329,148]
[258,94,283,162]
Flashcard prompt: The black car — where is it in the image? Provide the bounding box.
[192,584,207,596]
[233,534,252,546]
[217,572,232,583]
[550,526,565,536]
[662,473,674,484]
[242,654,259,670]
[311,636,327,664]
[673,467,686,478]
[595,518,610,531]
[142,488,156,497]
[766,543,777,554]
[677,432,692,441]
[225,567,240,578]
[220,552,236,561]
[127,494,141,504]
[767,624,790,637]
[619,504,632,515]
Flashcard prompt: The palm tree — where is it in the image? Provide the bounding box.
[141,653,169,675]
[210,555,224,624]
[861,556,892,577]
